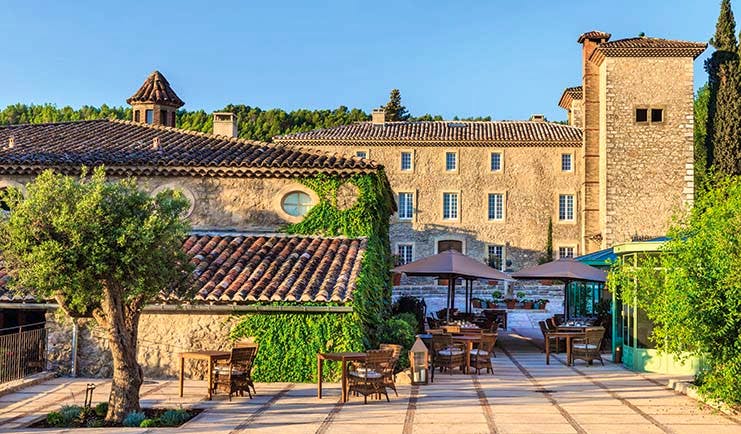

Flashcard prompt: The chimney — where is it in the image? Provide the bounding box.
[152,136,161,150]
[372,108,386,126]
[529,114,545,122]
[7,136,14,148]
[213,112,238,138]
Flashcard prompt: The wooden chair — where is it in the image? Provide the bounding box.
[379,343,403,396]
[470,333,497,374]
[539,320,562,354]
[213,344,258,400]
[348,349,393,404]
[431,334,465,379]
[571,327,605,366]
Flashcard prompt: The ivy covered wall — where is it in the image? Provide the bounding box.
[230,171,395,382]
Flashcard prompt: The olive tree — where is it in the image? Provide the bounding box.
[0,167,191,422]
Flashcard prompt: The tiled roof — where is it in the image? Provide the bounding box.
[558,86,583,109]
[0,234,366,304]
[126,71,185,108]
[592,37,707,62]
[274,121,583,146]
[578,31,612,43]
[0,119,378,177]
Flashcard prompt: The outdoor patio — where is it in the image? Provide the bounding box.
[0,330,738,434]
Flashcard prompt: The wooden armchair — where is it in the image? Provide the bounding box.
[431,334,465,379]
[379,343,403,396]
[348,349,393,404]
[470,333,497,374]
[213,344,258,400]
[571,327,605,366]
[541,320,563,353]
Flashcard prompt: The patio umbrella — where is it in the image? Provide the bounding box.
[392,249,513,322]
[510,258,606,320]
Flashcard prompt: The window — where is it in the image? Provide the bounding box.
[559,194,575,221]
[635,108,648,123]
[398,192,414,220]
[445,152,457,171]
[490,152,502,172]
[355,150,367,159]
[438,239,463,253]
[160,109,167,126]
[400,152,412,171]
[487,193,504,221]
[281,191,313,217]
[558,246,575,259]
[145,109,154,124]
[561,154,572,172]
[171,111,177,127]
[487,245,504,270]
[651,108,663,123]
[443,192,459,220]
[397,244,414,265]
[134,110,140,122]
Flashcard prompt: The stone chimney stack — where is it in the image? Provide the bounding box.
[213,112,238,138]
[529,114,545,122]
[372,108,386,125]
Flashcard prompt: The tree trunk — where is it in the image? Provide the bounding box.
[97,285,145,423]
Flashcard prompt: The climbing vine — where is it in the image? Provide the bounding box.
[230,171,395,382]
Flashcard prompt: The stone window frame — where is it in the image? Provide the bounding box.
[396,190,416,222]
[560,152,574,172]
[556,192,576,224]
[151,182,196,218]
[274,183,320,224]
[354,149,370,159]
[557,244,578,259]
[395,242,415,265]
[486,191,506,222]
[441,190,461,222]
[634,105,666,125]
[443,149,459,174]
[486,244,506,271]
[433,235,467,254]
[399,149,415,173]
[488,149,504,173]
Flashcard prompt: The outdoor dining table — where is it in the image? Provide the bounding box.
[452,334,482,374]
[178,350,230,400]
[545,331,585,366]
[316,352,367,403]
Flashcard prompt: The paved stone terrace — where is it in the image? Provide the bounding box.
[1,330,739,433]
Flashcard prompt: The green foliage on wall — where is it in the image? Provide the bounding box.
[230,171,395,382]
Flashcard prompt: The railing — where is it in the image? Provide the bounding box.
[0,323,46,384]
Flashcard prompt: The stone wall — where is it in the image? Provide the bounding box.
[602,56,695,246]
[46,311,240,379]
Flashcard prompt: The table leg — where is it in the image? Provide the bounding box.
[566,337,572,366]
[179,356,184,397]
[466,341,473,374]
[341,359,348,403]
[317,356,323,399]
[207,358,214,400]
[545,336,550,365]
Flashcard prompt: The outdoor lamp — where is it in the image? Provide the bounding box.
[409,337,429,385]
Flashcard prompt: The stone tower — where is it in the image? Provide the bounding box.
[572,31,706,252]
[127,71,184,127]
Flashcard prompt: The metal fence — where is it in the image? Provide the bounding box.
[0,323,46,384]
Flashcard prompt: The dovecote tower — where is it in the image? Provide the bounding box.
[127,71,184,127]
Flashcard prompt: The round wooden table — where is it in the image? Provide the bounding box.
[452,335,482,374]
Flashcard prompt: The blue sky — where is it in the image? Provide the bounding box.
[0,1,724,121]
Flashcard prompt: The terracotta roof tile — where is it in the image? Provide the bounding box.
[274,121,582,147]
[593,37,707,61]
[558,86,583,109]
[0,234,366,304]
[126,71,185,108]
[0,119,378,177]
[578,31,612,43]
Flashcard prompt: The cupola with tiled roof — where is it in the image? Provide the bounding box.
[127,70,184,128]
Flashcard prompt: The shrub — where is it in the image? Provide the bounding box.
[86,418,104,428]
[394,312,419,331]
[377,314,417,369]
[59,405,82,426]
[46,412,64,427]
[140,418,158,428]
[93,402,108,418]
[159,409,191,427]
[122,411,146,427]
[392,296,426,332]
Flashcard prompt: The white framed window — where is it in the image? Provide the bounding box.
[490,152,502,172]
[559,194,575,221]
[445,152,457,171]
[398,192,414,220]
[558,246,575,259]
[561,153,572,172]
[397,243,414,265]
[443,192,459,220]
[487,245,505,271]
[400,151,413,171]
[487,193,504,221]
[282,191,314,217]
[355,150,368,159]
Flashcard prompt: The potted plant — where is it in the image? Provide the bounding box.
[537,298,549,310]
[522,298,534,309]
[516,291,526,309]
[491,290,503,308]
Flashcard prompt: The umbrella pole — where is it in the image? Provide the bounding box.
[447,277,455,323]
[564,279,571,321]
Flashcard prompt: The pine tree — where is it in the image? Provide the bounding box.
[705,0,741,175]
[383,89,410,121]
[538,218,554,264]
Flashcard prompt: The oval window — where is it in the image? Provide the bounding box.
[281,191,313,217]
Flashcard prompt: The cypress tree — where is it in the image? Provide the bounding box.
[705,0,741,175]
[383,89,410,121]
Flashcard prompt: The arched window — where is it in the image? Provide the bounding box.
[281,191,313,217]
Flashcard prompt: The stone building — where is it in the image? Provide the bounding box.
[276,30,707,268]
[0,71,395,379]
